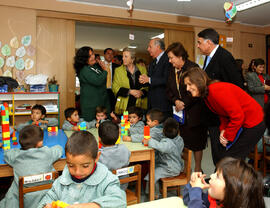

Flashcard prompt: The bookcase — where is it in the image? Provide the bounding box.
[0,92,60,127]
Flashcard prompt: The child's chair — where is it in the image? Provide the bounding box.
[160,148,192,198]
[112,164,141,206]
[19,171,59,208]
[263,136,270,176]
[248,143,263,171]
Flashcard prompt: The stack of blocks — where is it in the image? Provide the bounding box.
[1,102,11,150]
[79,121,86,131]
[143,126,150,146]
[120,111,130,141]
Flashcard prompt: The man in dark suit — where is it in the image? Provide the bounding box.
[197,28,244,166]
[198,28,244,88]
[139,38,171,118]
[103,48,120,111]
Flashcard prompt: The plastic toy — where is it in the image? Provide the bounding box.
[120,111,130,140]
[11,129,18,145]
[48,126,58,132]
[51,200,69,208]
[79,121,87,131]
[143,126,150,146]
[1,103,11,150]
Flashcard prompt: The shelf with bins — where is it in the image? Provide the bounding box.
[0,92,60,127]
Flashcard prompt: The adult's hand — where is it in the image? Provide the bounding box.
[129,90,143,98]
[265,84,270,91]
[139,74,150,84]
[96,60,107,71]
[175,100,185,111]
[219,130,228,147]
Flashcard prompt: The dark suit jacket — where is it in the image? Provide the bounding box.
[148,52,171,112]
[166,59,204,127]
[204,46,244,89]
[112,63,119,78]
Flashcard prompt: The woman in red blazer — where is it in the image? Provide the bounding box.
[182,67,265,162]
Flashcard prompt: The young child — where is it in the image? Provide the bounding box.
[183,157,265,208]
[0,125,63,208]
[62,107,91,131]
[16,104,58,131]
[88,106,109,128]
[143,117,184,198]
[38,131,126,208]
[98,121,131,190]
[145,108,164,142]
[122,106,145,142]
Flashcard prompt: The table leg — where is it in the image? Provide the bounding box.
[149,149,155,201]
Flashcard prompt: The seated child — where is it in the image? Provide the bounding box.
[183,157,265,208]
[16,104,58,131]
[38,131,126,208]
[122,106,145,142]
[0,125,63,208]
[98,121,131,190]
[143,117,184,198]
[123,108,164,143]
[88,106,109,128]
[62,107,91,131]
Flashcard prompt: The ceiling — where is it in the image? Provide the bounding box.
[67,0,270,26]
[74,0,270,53]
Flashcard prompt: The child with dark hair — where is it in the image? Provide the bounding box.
[183,157,265,208]
[146,108,164,142]
[98,121,130,190]
[39,131,126,208]
[143,117,184,198]
[122,106,145,142]
[17,104,58,131]
[0,125,62,208]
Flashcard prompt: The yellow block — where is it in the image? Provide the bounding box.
[2,132,10,138]
[115,136,121,144]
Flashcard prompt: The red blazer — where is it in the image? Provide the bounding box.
[205,82,263,142]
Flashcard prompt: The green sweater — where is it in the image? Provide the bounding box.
[79,64,110,121]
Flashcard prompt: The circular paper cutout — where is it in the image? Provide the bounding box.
[15,58,25,70]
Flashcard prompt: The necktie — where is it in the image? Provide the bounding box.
[106,63,111,88]
[204,56,211,70]
[152,58,157,68]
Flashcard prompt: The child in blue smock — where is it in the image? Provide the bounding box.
[98,121,131,189]
[122,106,145,142]
[38,131,126,208]
[16,104,58,131]
[143,117,184,198]
[0,125,63,208]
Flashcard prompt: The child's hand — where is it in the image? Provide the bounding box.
[122,136,132,142]
[0,142,3,148]
[190,172,209,189]
[142,138,149,145]
[72,126,80,131]
[40,120,49,124]
[43,204,53,208]
[95,122,100,128]
[110,112,117,120]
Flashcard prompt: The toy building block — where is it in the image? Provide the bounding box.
[48,126,59,132]
[1,102,11,150]
[52,200,69,208]
[115,135,121,144]
[79,121,87,131]
[143,126,150,146]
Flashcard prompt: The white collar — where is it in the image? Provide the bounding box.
[209,45,219,58]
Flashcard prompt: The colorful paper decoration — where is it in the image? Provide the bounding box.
[224,2,237,22]
[16,71,25,84]
[1,44,11,56]
[25,58,34,70]
[10,37,19,48]
[0,57,4,68]
[6,56,15,68]
[15,58,25,70]
[21,35,32,47]
[16,46,26,58]
[26,45,36,56]
[3,70,12,77]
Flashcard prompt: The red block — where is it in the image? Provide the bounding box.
[2,124,10,132]
[144,126,150,136]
